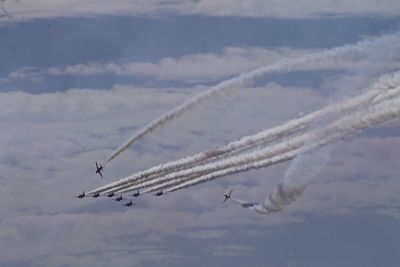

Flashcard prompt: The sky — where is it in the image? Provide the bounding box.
[0,1,400,267]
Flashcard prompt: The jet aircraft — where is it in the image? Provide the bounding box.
[95,161,103,178]
[76,191,85,198]
[125,200,133,207]
[223,189,233,203]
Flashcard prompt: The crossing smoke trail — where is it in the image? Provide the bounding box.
[103,32,400,166]
[89,72,400,195]
[89,71,400,195]
[115,95,399,195]
[157,94,400,194]
[233,146,331,214]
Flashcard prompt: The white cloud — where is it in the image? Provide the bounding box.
[1,0,400,24]
[1,71,400,265]
[46,46,313,81]
[4,41,400,85]
[192,0,400,18]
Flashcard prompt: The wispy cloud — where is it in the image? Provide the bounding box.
[3,43,399,86]
[1,0,400,25]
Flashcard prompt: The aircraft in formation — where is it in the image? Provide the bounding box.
[75,190,136,207]
[76,187,236,207]
[76,191,85,198]
[223,189,233,203]
[81,159,237,207]
[155,189,164,196]
[125,200,134,207]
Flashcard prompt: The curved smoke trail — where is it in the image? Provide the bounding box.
[89,71,400,196]
[161,94,400,193]
[234,146,331,214]
[103,32,400,166]
[90,74,400,195]
[115,94,400,195]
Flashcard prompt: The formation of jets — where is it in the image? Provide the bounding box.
[75,160,235,208]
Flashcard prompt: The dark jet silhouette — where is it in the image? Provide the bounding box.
[132,190,140,197]
[76,191,85,198]
[107,192,115,198]
[223,189,233,203]
[115,194,123,201]
[95,161,103,178]
[92,192,100,198]
[155,189,163,196]
[125,200,134,207]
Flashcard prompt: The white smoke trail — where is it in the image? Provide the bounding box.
[162,94,400,193]
[89,71,400,195]
[142,127,332,195]
[103,32,400,165]
[233,146,331,214]
[109,78,400,194]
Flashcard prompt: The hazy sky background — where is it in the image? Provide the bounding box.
[1,1,400,267]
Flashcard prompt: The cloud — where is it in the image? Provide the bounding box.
[1,0,400,25]
[1,70,399,265]
[4,42,400,86]
[192,0,400,18]
[47,47,311,81]
[2,47,312,84]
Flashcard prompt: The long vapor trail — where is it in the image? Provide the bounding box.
[117,92,400,195]
[163,94,400,193]
[103,32,400,166]
[90,71,400,195]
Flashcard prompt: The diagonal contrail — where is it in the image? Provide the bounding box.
[103,32,400,166]
[89,71,400,195]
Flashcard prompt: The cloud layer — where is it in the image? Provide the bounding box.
[1,0,400,25]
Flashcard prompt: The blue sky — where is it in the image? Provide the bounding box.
[0,1,400,267]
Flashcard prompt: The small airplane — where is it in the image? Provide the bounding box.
[95,161,103,178]
[223,189,233,203]
[76,191,85,198]
[155,189,164,196]
[115,194,123,201]
[125,200,134,207]
[132,190,140,197]
[92,192,100,198]
[107,192,115,198]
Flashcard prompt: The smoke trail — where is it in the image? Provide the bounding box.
[89,71,400,195]
[103,32,400,165]
[107,79,400,195]
[234,146,331,214]
[162,94,400,193]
